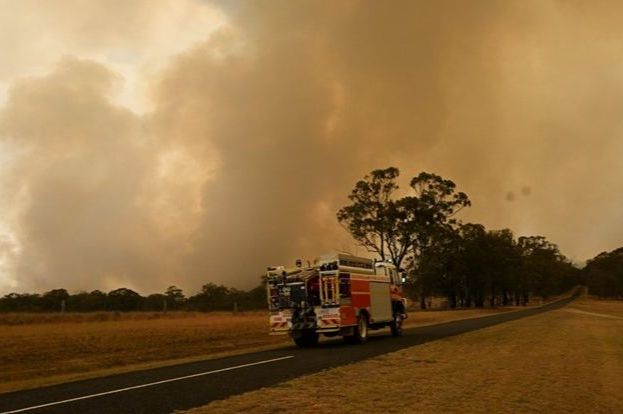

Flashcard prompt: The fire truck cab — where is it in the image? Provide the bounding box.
[267,253,407,347]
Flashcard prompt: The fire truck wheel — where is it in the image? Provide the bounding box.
[293,330,319,347]
[390,312,404,336]
[345,313,369,344]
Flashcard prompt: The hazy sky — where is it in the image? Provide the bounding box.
[1,0,622,294]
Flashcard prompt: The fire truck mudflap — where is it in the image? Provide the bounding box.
[316,307,340,331]
[269,310,291,334]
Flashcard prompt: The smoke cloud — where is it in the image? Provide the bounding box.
[1,0,623,293]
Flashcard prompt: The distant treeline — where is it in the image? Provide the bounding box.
[0,283,266,313]
[407,228,583,308]
[584,247,623,299]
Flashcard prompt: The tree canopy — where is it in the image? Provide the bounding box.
[584,247,623,298]
[337,168,470,270]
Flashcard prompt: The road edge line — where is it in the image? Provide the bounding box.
[1,355,294,414]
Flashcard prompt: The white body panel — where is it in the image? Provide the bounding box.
[369,281,392,322]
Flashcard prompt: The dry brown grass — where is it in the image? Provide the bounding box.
[0,302,545,394]
[189,298,623,414]
[404,307,513,328]
[0,311,211,326]
[0,311,289,393]
[568,296,623,318]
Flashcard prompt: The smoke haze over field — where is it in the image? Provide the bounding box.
[1,0,623,294]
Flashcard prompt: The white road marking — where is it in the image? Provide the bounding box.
[1,355,294,414]
[561,308,623,320]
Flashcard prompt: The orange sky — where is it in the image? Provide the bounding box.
[0,0,622,294]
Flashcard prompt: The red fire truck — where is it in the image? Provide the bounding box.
[267,253,408,347]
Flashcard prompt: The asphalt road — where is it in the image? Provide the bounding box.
[0,293,578,414]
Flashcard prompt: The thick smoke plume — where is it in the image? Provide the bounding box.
[1,1,623,293]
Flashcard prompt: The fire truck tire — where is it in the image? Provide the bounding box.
[390,301,405,336]
[390,312,404,336]
[344,313,368,344]
[293,330,319,347]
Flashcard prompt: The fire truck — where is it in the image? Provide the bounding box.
[266,253,408,347]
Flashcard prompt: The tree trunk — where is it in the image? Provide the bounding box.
[448,290,457,309]
[489,285,496,307]
[465,288,472,308]
[489,293,496,307]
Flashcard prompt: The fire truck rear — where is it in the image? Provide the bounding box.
[266,253,407,347]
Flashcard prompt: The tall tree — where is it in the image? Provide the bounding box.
[165,285,186,310]
[518,236,570,299]
[41,289,70,312]
[107,288,143,311]
[406,173,471,308]
[338,168,471,274]
[584,247,623,299]
[337,167,400,263]
[407,172,471,267]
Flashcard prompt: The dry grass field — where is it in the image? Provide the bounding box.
[0,311,285,393]
[189,297,623,414]
[0,304,531,393]
[0,311,214,325]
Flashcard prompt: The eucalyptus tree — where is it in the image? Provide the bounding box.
[337,167,400,264]
[338,168,471,275]
[584,247,623,298]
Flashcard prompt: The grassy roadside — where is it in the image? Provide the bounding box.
[187,298,623,414]
[0,303,539,394]
[0,311,282,393]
